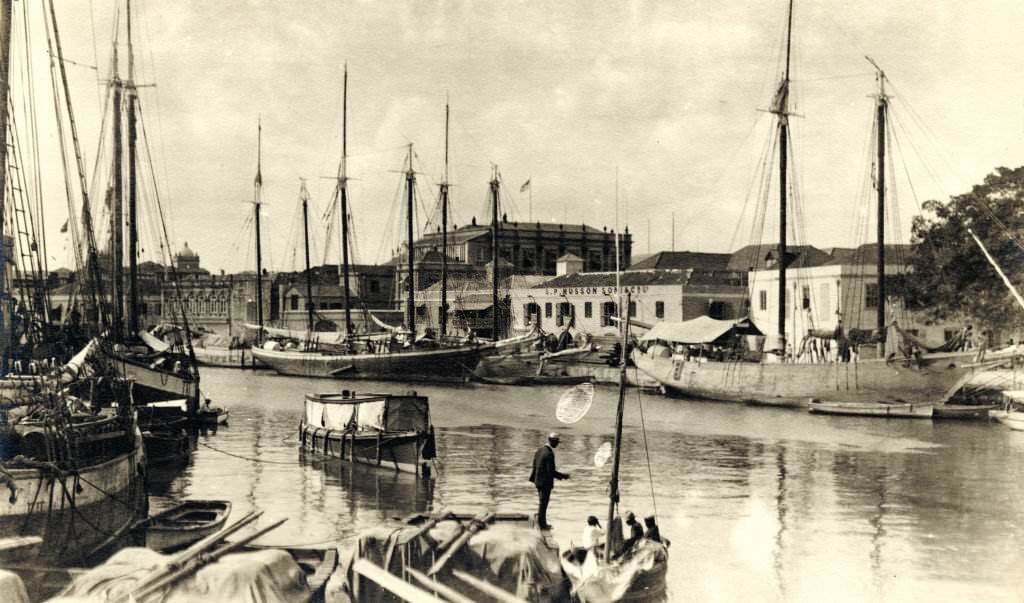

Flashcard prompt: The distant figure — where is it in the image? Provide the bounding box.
[643,515,662,543]
[528,432,569,530]
[582,515,604,550]
[618,511,644,557]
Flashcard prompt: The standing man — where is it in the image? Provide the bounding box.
[528,432,570,530]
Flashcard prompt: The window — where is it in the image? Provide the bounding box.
[758,290,767,311]
[584,302,593,318]
[524,302,539,326]
[588,250,603,271]
[290,295,299,311]
[557,302,573,326]
[655,301,664,319]
[628,301,637,318]
[801,286,811,310]
[865,283,879,309]
[708,301,727,319]
[545,302,552,318]
[601,301,617,327]
[369,279,380,294]
[522,248,536,272]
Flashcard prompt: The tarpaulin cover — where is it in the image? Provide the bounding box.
[49,547,309,603]
[641,316,758,344]
[0,570,29,603]
[332,521,569,602]
[383,398,429,432]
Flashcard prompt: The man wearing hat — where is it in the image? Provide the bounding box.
[528,432,570,530]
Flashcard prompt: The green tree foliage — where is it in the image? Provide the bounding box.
[901,166,1024,331]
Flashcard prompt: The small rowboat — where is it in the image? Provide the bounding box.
[197,404,229,425]
[933,403,999,419]
[143,500,232,552]
[808,400,934,418]
[991,391,1024,431]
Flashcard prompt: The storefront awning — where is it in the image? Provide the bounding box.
[451,300,493,312]
[640,316,759,344]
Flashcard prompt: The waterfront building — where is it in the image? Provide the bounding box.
[276,263,400,332]
[528,252,748,335]
[744,243,963,349]
[406,218,632,279]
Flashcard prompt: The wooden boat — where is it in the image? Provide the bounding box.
[808,399,934,418]
[192,344,259,368]
[990,408,1024,430]
[335,510,568,601]
[197,402,229,425]
[142,500,232,552]
[635,335,977,408]
[141,427,190,465]
[561,295,669,602]
[632,1,984,410]
[299,390,435,475]
[933,403,999,419]
[990,390,1024,430]
[0,404,148,566]
[57,511,337,603]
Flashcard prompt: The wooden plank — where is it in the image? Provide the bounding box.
[352,559,444,603]
[427,511,495,576]
[406,567,477,603]
[451,569,530,603]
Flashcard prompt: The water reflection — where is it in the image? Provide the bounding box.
[170,368,1024,602]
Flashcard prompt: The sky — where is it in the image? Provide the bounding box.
[18,0,1024,274]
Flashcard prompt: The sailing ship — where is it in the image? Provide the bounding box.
[0,0,149,568]
[299,389,436,475]
[634,0,979,407]
[253,89,530,381]
[559,295,669,601]
[82,1,200,412]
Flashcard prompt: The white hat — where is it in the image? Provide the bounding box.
[548,432,561,440]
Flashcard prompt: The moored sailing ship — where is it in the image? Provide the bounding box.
[634,0,979,407]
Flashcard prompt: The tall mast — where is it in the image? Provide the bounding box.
[439,100,450,338]
[339,64,352,335]
[868,57,888,342]
[604,291,630,561]
[490,167,501,341]
[126,0,139,338]
[405,144,416,335]
[301,182,314,335]
[110,35,124,343]
[0,0,12,370]
[770,0,794,348]
[254,119,265,341]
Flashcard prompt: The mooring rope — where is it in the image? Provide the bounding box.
[634,379,659,520]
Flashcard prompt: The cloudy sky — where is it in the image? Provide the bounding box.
[24,1,1024,273]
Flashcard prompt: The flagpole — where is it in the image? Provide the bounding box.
[529,179,533,222]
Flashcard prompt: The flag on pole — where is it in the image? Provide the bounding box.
[520,179,531,193]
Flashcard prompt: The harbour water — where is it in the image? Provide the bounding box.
[154,367,1024,602]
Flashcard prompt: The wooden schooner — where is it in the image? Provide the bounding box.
[633,0,980,408]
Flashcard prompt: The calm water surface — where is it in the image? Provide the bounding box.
[151,367,1024,602]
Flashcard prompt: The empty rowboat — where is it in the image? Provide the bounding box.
[143,500,232,552]
[808,400,934,418]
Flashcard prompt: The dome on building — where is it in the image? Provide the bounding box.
[178,242,198,259]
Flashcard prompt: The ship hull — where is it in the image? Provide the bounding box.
[252,345,488,382]
[634,352,975,407]
[0,443,147,566]
[192,346,260,368]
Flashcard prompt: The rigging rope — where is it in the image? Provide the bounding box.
[633,372,658,520]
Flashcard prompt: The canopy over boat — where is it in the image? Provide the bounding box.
[305,392,430,433]
[640,316,761,345]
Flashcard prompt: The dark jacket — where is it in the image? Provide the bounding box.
[529,444,567,491]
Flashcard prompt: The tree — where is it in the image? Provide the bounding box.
[901,166,1024,333]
